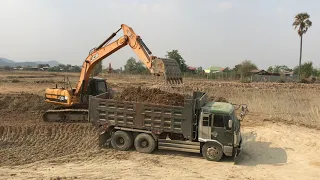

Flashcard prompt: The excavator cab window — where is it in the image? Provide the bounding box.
[96,80,107,94]
[87,78,108,96]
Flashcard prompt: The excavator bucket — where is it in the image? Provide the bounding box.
[152,58,183,84]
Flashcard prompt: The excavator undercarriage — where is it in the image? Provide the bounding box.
[43,108,89,123]
[43,101,91,123]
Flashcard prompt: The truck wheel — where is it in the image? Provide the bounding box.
[111,130,133,151]
[202,143,223,162]
[134,133,155,153]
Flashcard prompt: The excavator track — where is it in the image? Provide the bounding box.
[43,108,89,123]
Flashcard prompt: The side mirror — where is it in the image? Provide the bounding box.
[228,120,232,129]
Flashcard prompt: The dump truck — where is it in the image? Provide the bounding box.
[89,91,247,162]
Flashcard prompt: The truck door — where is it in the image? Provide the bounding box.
[199,112,212,140]
[211,114,233,146]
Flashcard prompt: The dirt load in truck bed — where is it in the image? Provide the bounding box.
[113,86,186,106]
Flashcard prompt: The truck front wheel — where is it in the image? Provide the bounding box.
[134,133,156,153]
[111,130,133,151]
[202,142,223,161]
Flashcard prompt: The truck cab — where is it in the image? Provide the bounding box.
[198,101,242,161]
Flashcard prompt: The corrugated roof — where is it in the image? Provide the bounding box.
[209,66,222,71]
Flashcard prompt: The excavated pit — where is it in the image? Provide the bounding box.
[0,93,98,166]
[0,124,99,166]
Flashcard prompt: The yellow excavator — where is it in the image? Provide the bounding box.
[43,24,183,123]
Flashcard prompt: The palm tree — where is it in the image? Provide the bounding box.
[292,13,312,81]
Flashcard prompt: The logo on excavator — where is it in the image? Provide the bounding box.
[91,53,99,62]
[127,30,133,39]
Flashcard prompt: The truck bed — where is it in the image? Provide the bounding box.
[89,93,195,139]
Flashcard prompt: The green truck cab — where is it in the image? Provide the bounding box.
[198,101,242,161]
[89,91,247,162]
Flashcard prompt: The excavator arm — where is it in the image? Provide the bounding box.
[121,24,155,71]
[75,24,182,96]
[74,30,128,95]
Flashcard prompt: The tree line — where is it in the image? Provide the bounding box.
[123,49,320,80]
[122,12,315,81]
[3,12,314,81]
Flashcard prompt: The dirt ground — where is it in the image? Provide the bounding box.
[0,71,320,180]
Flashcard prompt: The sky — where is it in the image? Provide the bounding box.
[0,0,320,70]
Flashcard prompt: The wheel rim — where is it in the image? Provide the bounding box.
[207,147,219,158]
[141,140,148,148]
[116,137,125,146]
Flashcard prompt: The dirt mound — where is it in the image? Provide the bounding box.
[0,93,53,113]
[0,93,54,123]
[7,75,55,79]
[114,86,186,106]
[208,96,228,103]
[0,123,99,166]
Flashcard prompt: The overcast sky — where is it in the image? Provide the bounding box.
[0,0,319,70]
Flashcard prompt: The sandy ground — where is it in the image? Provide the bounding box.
[0,122,319,180]
[1,71,320,180]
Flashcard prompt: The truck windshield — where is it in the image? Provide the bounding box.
[232,111,240,131]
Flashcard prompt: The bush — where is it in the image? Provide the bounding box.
[240,78,251,83]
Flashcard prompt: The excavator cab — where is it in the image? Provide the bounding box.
[86,77,108,96]
[78,77,109,105]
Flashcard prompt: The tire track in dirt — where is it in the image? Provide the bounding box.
[0,124,99,166]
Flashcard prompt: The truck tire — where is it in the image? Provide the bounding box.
[202,142,223,162]
[134,133,156,153]
[111,130,133,151]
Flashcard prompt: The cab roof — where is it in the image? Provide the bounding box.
[90,77,106,80]
[201,101,234,114]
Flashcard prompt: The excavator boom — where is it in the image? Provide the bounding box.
[75,24,182,96]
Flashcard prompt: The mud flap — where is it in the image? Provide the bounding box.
[233,147,241,165]
[99,131,111,148]
[233,149,238,164]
